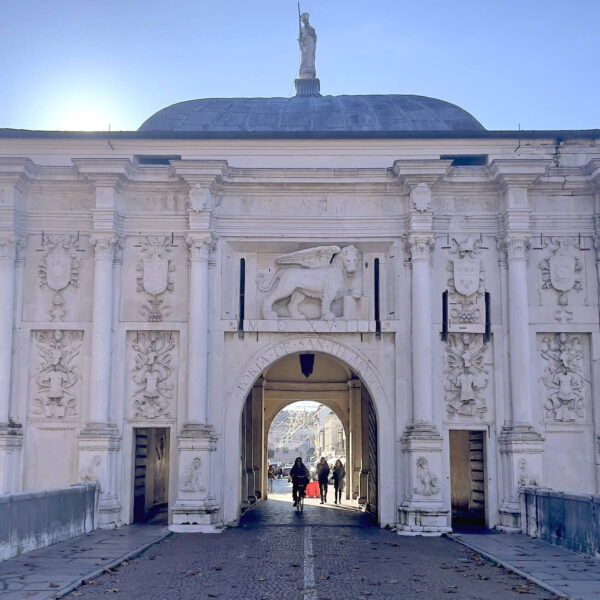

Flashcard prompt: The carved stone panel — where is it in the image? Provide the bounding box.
[538,237,583,322]
[127,331,178,420]
[256,245,363,320]
[413,457,440,496]
[538,333,589,423]
[135,236,176,322]
[29,330,83,420]
[38,235,82,321]
[444,333,490,420]
[446,237,486,333]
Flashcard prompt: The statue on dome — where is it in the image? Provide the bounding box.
[298,11,317,79]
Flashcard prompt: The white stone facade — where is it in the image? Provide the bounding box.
[0,132,599,534]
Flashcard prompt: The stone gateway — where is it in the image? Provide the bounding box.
[0,22,599,536]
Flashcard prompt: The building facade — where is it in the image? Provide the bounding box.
[0,90,599,534]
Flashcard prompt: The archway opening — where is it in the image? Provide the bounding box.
[238,351,378,522]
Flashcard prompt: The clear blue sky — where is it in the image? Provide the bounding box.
[1,0,598,132]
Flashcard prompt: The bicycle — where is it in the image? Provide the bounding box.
[294,475,309,512]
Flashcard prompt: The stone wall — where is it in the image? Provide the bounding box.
[0,484,98,561]
[521,486,600,556]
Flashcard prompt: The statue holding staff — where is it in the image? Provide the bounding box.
[297,8,317,79]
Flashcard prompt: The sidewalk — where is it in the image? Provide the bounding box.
[0,524,168,599]
[451,530,600,600]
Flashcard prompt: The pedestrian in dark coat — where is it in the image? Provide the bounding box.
[332,459,346,504]
[316,456,330,503]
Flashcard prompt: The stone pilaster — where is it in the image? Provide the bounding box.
[395,175,449,535]
[73,162,128,528]
[491,160,550,531]
[0,235,17,426]
[185,234,216,424]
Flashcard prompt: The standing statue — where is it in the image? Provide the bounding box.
[298,11,317,79]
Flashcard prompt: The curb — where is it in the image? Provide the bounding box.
[55,530,171,599]
[448,534,568,599]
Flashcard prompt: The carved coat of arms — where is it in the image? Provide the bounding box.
[38,235,81,320]
[136,237,175,322]
[453,255,480,297]
[539,237,582,304]
[548,250,576,292]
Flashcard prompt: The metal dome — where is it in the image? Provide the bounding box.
[138,94,485,135]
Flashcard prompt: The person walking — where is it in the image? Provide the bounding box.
[290,457,310,507]
[316,456,330,504]
[268,464,276,493]
[332,459,346,504]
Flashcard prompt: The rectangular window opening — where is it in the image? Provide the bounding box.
[440,154,488,166]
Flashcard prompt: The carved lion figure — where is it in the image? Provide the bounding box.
[257,245,359,320]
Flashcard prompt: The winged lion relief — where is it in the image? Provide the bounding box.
[256,245,360,320]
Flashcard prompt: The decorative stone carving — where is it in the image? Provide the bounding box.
[539,333,586,422]
[444,333,489,418]
[413,457,440,496]
[539,238,582,316]
[411,182,431,212]
[180,456,204,492]
[38,235,81,320]
[257,245,360,320]
[186,234,217,261]
[31,330,83,419]
[446,237,486,333]
[0,234,17,259]
[80,455,102,491]
[131,331,175,419]
[407,236,434,262]
[90,235,117,260]
[136,236,175,322]
[503,236,530,261]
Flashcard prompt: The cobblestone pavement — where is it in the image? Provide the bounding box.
[64,481,560,600]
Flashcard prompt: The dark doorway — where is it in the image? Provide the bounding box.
[133,427,170,523]
[450,430,485,529]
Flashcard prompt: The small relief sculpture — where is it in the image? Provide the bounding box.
[413,457,440,496]
[131,331,175,419]
[444,333,489,418]
[257,245,360,320]
[80,455,102,492]
[31,330,82,419]
[539,238,582,321]
[539,333,586,422]
[446,237,485,332]
[38,235,81,320]
[180,456,204,492]
[136,236,175,322]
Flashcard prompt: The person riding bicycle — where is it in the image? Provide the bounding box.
[289,456,310,507]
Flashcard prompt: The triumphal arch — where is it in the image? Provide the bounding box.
[1,21,599,535]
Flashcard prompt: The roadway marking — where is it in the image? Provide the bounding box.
[303,527,317,599]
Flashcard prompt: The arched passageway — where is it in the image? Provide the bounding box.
[236,351,379,523]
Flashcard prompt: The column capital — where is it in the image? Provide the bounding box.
[500,235,531,262]
[90,235,119,260]
[407,235,434,262]
[186,233,217,261]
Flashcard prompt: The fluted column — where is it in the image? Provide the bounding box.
[186,234,214,424]
[89,235,117,425]
[505,236,533,426]
[0,235,17,425]
[409,235,435,425]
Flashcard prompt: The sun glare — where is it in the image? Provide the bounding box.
[56,107,112,132]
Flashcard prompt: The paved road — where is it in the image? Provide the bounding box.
[65,480,558,600]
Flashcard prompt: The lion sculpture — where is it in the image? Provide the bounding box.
[257,245,359,320]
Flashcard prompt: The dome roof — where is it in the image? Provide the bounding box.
[138,94,485,135]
